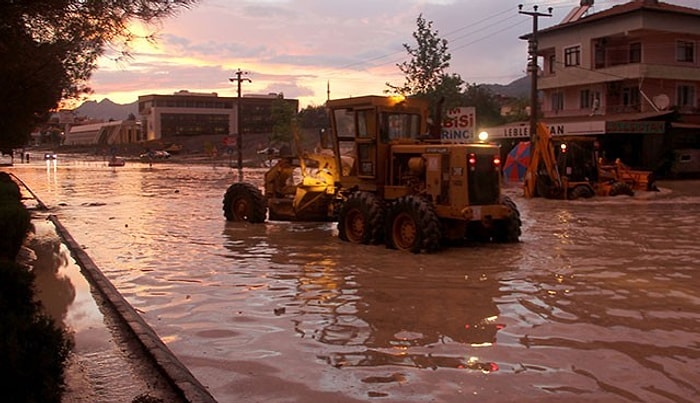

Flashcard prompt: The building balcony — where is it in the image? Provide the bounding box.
[539,63,700,90]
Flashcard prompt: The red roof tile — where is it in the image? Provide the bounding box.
[530,1,700,37]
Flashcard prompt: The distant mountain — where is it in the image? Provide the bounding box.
[483,76,530,99]
[75,98,138,121]
[73,78,529,121]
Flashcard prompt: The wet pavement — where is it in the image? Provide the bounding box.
[22,219,183,402]
[4,157,700,402]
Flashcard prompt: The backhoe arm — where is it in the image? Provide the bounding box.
[524,122,562,198]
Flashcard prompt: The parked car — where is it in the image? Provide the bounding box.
[139,150,171,160]
[0,153,12,166]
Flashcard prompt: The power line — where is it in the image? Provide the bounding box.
[322,6,526,77]
[451,19,529,54]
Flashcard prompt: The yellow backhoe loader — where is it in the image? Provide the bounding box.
[524,122,656,199]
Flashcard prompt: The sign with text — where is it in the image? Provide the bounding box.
[606,121,666,134]
[484,121,606,139]
[441,107,476,142]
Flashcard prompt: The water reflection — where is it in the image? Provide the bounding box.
[25,220,111,350]
[222,222,505,373]
[26,221,75,327]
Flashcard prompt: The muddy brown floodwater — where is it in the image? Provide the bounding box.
[5,157,700,402]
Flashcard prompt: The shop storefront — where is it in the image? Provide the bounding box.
[481,112,695,174]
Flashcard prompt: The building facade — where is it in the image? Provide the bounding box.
[487,0,700,175]
[138,90,299,142]
[64,120,142,146]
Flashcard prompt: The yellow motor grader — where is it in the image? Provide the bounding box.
[222,146,342,222]
[524,122,656,199]
[223,95,521,253]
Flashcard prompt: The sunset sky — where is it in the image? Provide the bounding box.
[85,0,700,109]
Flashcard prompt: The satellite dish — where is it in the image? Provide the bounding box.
[653,94,670,110]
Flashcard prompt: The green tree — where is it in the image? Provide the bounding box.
[502,96,531,123]
[386,14,464,113]
[298,104,328,129]
[460,83,506,128]
[269,95,297,150]
[0,0,197,152]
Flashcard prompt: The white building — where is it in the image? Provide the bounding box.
[64,120,142,145]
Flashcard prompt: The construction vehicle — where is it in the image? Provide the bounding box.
[222,149,341,222]
[223,95,521,253]
[524,122,656,199]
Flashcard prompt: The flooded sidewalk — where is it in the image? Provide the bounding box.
[18,186,214,402]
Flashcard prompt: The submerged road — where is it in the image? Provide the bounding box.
[5,158,700,402]
[16,173,215,402]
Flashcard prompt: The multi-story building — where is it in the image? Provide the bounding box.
[138,90,298,142]
[488,0,700,175]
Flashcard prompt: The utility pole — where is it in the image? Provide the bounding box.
[229,68,252,181]
[519,4,552,145]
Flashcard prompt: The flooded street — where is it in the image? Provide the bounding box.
[5,158,700,402]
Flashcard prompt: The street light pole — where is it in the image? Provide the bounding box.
[519,4,552,145]
[229,68,251,182]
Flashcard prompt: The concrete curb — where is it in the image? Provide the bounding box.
[49,215,217,403]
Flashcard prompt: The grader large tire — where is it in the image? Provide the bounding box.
[223,182,267,223]
[385,195,441,253]
[609,181,634,197]
[494,195,522,243]
[338,191,385,244]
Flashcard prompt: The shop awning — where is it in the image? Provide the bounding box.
[484,111,675,139]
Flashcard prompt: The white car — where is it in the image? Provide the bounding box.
[0,153,12,166]
[140,150,171,160]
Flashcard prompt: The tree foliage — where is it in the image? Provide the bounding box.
[269,95,297,147]
[1,172,72,401]
[298,104,328,129]
[460,83,506,128]
[386,14,464,112]
[0,0,197,151]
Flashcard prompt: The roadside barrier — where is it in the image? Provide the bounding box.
[7,171,216,402]
[49,215,217,403]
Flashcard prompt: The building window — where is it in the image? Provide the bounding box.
[594,43,606,69]
[551,92,564,112]
[629,42,641,63]
[580,89,591,109]
[677,40,695,62]
[677,85,696,109]
[548,54,556,74]
[622,87,640,111]
[160,113,230,137]
[564,46,581,66]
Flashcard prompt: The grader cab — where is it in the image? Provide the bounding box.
[223,95,522,253]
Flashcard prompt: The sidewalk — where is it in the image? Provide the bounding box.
[15,175,216,402]
[25,218,187,402]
